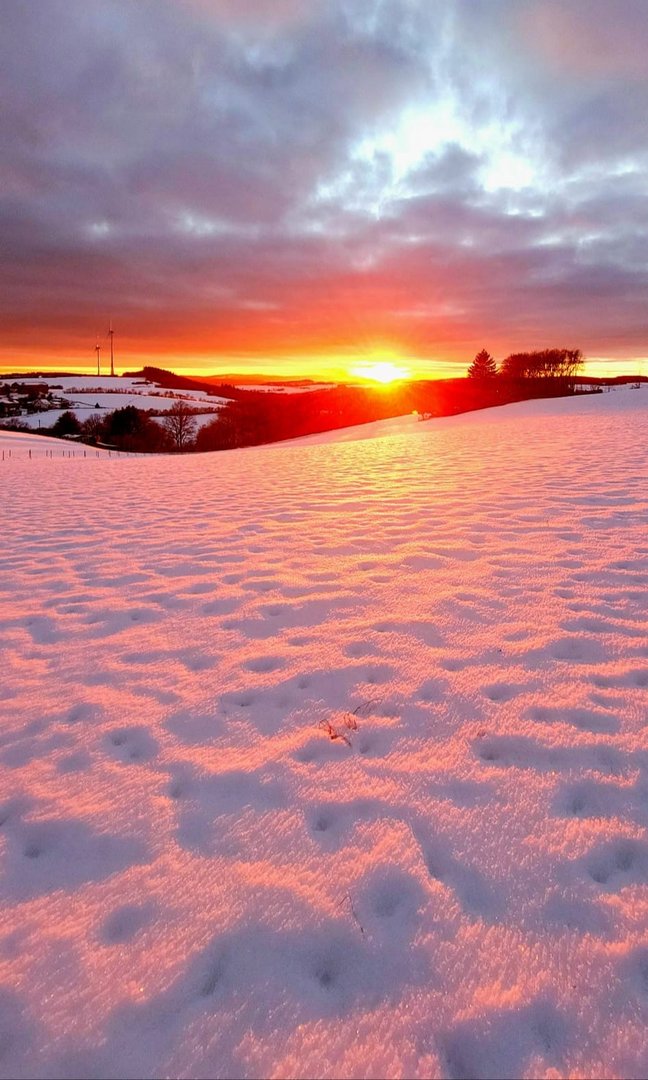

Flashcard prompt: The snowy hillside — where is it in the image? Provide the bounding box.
[0,374,228,430]
[1,389,647,1079]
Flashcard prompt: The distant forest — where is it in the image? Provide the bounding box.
[3,353,644,454]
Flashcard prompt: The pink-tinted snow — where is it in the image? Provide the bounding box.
[1,389,647,1079]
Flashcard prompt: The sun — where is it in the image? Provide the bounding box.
[349,360,411,384]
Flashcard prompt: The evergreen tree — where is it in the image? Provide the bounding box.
[467,349,498,379]
[103,405,167,452]
[51,410,81,437]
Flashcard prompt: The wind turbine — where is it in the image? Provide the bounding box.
[95,337,101,376]
[108,318,115,377]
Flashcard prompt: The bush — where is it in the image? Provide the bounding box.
[51,410,81,437]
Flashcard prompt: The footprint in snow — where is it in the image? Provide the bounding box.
[105,726,159,764]
[585,837,648,889]
[57,751,92,774]
[99,902,156,945]
[622,947,648,1003]
[481,681,530,702]
[243,654,286,673]
[358,867,427,936]
[441,999,568,1080]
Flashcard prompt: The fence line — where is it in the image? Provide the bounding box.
[0,447,136,461]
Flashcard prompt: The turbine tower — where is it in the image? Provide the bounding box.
[108,318,115,377]
[95,338,101,376]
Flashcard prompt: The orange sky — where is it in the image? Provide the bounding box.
[1,339,644,383]
[2,3,648,383]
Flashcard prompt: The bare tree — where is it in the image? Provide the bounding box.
[81,412,105,443]
[500,348,583,388]
[163,400,197,451]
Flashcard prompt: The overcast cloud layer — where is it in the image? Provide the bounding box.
[1,0,647,375]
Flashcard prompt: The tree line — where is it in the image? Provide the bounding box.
[468,347,583,387]
[36,387,420,454]
[44,401,197,453]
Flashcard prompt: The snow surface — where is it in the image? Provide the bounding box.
[1,389,648,1079]
[0,429,124,456]
[281,386,645,447]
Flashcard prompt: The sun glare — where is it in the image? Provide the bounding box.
[349,361,411,384]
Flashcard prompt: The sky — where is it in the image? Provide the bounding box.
[1,0,647,380]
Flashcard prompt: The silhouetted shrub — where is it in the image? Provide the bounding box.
[103,406,169,453]
[51,410,82,437]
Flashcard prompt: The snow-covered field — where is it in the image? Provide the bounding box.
[1,375,228,429]
[7,376,216,399]
[237,383,337,393]
[1,389,647,1079]
[0,429,123,456]
[12,375,151,392]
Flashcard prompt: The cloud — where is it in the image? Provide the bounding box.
[0,0,647,373]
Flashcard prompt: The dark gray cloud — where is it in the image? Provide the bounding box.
[1,0,647,373]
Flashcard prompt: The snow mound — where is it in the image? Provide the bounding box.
[1,388,647,1078]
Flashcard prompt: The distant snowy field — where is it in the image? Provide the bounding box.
[3,375,228,429]
[1,389,648,1079]
[239,383,338,393]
